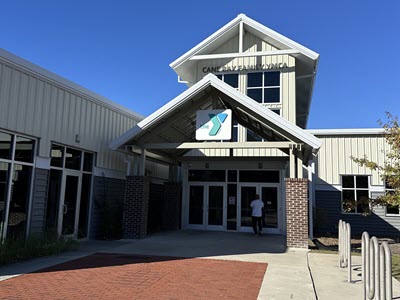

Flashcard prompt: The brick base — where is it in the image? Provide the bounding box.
[286,178,309,248]
[162,182,182,231]
[122,176,150,239]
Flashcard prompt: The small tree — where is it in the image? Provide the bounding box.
[349,112,400,214]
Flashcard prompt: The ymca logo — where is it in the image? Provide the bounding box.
[208,113,228,136]
[196,109,232,141]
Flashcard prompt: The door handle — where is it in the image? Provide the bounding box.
[63,204,68,215]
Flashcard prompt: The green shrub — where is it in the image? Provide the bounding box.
[0,231,79,266]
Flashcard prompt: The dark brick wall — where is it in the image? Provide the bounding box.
[162,182,182,231]
[286,178,309,248]
[122,176,150,239]
[90,176,126,240]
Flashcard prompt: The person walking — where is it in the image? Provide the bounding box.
[250,194,264,236]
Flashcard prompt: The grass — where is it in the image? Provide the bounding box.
[0,231,79,266]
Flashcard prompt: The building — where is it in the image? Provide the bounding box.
[0,14,395,248]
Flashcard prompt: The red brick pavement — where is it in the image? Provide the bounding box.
[0,253,267,300]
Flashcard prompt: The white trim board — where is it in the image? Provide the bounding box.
[307,128,384,136]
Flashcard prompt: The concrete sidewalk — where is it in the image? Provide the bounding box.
[0,231,399,299]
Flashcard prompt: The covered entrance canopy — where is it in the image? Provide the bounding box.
[110,74,321,178]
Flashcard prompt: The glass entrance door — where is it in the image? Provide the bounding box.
[187,183,226,230]
[239,184,281,234]
[58,172,82,237]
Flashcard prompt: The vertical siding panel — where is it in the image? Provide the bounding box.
[74,96,82,144]
[79,97,87,149]
[9,69,21,130]
[16,73,29,133]
[26,76,37,132]
[0,64,8,128]
[33,79,44,136]
[47,86,58,139]
[41,82,51,136]
[57,89,66,142]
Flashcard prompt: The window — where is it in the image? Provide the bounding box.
[0,129,35,240]
[247,72,280,104]
[188,170,226,182]
[385,179,398,215]
[341,175,369,214]
[216,74,238,89]
[0,132,13,160]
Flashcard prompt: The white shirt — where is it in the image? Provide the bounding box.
[250,199,264,217]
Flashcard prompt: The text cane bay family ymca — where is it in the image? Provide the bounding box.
[0,14,395,249]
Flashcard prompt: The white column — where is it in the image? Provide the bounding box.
[289,147,296,178]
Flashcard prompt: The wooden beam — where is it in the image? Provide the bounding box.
[189,49,299,61]
[142,141,299,150]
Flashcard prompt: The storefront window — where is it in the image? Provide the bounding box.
[0,129,35,241]
[0,162,10,241]
[51,145,64,168]
[14,136,35,163]
[0,132,13,160]
[65,147,82,170]
[7,164,32,239]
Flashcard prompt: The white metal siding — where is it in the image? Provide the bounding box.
[315,135,390,186]
[0,59,140,172]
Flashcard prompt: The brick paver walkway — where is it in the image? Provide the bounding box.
[0,253,267,300]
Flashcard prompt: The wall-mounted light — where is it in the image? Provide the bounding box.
[258,162,263,169]
[205,162,209,169]
[75,134,80,143]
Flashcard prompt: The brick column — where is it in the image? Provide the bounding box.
[122,176,150,239]
[162,182,182,231]
[286,178,309,248]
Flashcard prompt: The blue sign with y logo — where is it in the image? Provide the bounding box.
[196,109,232,140]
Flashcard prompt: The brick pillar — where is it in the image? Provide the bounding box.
[122,176,150,239]
[162,182,182,231]
[286,178,309,249]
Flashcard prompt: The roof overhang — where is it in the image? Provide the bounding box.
[110,74,322,161]
[169,14,319,128]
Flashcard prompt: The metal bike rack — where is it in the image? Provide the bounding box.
[338,219,352,282]
[362,232,393,300]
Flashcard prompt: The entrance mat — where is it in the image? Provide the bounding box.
[0,253,267,300]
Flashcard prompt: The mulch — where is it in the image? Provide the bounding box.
[0,253,267,300]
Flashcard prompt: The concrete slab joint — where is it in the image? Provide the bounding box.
[285,178,309,249]
[122,176,150,239]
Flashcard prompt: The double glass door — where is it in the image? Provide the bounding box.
[57,171,82,237]
[239,184,281,234]
[188,183,226,230]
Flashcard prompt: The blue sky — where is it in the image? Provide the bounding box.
[0,1,399,129]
